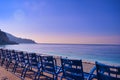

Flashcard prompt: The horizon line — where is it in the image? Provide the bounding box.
[36,43,120,45]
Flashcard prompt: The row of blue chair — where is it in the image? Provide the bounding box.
[0,48,120,80]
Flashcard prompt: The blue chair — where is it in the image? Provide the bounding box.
[0,49,7,66]
[21,53,42,80]
[1,49,11,67]
[5,49,12,70]
[96,62,120,80]
[12,51,29,75]
[60,58,96,80]
[5,50,19,71]
[40,56,62,80]
[60,58,84,80]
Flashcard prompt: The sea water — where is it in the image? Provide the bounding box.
[0,44,120,65]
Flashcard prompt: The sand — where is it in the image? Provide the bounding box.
[0,66,20,80]
[0,51,97,80]
[0,61,96,80]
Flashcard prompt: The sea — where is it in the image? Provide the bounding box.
[0,44,120,65]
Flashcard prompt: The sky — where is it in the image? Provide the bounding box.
[0,0,120,44]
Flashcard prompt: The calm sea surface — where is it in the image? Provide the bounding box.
[0,44,120,65]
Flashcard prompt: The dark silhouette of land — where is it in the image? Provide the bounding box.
[0,29,36,45]
[0,29,17,44]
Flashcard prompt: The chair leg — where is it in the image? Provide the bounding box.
[12,62,18,73]
[1,59,5,66]
[60,77,63,80]
[22,64,30,79]
[53,74,58,80]
[6,61,11,70]
[38,73,41,80]
[21,67,27,79]
[55,74,58,80]
[34,68,41,80]
[34,72,38,80]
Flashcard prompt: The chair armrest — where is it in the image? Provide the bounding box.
[55,66,63,74]
[87,66,97,80]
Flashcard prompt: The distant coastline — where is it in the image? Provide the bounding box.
[0,29,36,45]
[0,29,17,45]
[6,32,36,44]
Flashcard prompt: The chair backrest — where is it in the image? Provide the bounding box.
[61,58,84,80]
[5,49,12,60]
[0,49,6,58]
[18,51,28,63]
[41,56,56,73]
[11,50,17,61]
[96,62,120,80]
[28,53,38,66]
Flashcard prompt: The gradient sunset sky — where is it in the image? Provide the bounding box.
[0,0,120,44]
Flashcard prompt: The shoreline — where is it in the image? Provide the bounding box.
[0,44,120,66]
[0,47,119,66]
[0,48,119,80]
[0,48,95,80]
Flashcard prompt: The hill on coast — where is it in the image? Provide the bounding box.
[0,30,36,44]
[0,30,17,44]
[6,33,36,44]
